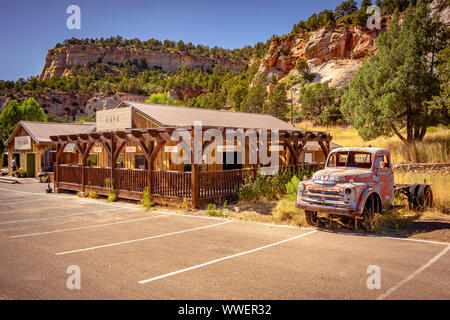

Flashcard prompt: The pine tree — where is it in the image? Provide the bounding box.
[263,83,288,121]
[342,1,448,144]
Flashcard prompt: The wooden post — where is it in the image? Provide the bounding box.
[110,133,115,189]
[148,141,154,197]
[54,144,60,192]
[191,127,199,209]
[80,143,93,196]
[54,142,66,193]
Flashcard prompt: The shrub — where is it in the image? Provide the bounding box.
[236,167,312,201]
[285,175,301,201]
[105,178,116,202]
[142,187,154,210]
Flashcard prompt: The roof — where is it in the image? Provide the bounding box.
[6,121,96,145]
[305,141,341,150]
[118,101,302,131]
[331,147,387,154]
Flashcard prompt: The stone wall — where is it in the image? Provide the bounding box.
[393,163,450,174]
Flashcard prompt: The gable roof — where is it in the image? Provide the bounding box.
[6,121,96,145]
[118,101,301,131]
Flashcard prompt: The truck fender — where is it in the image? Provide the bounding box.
[356,187,380,215]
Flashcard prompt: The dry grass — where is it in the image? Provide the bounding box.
[296,121,450,164]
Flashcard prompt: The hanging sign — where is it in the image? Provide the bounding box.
[14,136,31,150]
[165,145,179,153]
[63,143,76,153]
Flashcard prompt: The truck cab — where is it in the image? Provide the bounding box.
[296,147,395,230]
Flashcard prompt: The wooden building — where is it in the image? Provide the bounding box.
[5,121,95,177]
[51,101,333,208]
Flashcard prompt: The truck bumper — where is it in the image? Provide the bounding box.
[295,202,360,217]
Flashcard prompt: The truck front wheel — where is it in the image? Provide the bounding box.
[305,210,319,226]
[358,196,375,232]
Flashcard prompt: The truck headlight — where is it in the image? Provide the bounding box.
[298,183,305,192]
[345,187,353,196]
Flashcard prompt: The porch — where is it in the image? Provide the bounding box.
[50,126,331,208]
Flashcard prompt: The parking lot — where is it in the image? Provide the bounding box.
[0,182,448,300]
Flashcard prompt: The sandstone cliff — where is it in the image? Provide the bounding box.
[39,45,246,80]
[259,0,449,88]
[259,17,391,88]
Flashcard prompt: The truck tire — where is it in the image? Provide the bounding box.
[305,210,319,226]
[416,184,433,210]
[408,184,420,210]
[359,196,374,232]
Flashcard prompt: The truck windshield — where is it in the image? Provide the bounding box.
[327,151,372,169]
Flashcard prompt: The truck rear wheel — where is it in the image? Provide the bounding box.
[417,184,433,210]
[305,210,319,226]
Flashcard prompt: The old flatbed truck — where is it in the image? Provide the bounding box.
[296,147,433,231]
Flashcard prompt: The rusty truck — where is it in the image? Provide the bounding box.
[295,147,433,231]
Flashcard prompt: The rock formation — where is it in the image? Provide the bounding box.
[39,45,246,80]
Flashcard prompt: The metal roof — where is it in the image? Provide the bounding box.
[118,101,303,132]
[6,121,96,145]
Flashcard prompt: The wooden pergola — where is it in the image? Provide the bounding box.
[50,125,332,208]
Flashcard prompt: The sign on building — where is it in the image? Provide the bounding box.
[64,143,76,153]
[14,136,31,150]
[96,107,133,131]
[93,147,102,153]
[125,146,136,153]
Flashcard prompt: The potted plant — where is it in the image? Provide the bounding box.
[18,170,27,178]
[38,173,49,183]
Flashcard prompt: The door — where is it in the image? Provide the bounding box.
[26,153,35,177]
[222,152,242,170]
[374,153,394,204]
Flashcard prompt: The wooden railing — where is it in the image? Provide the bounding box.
[85,166,109,188]
[153,170,191,199]
[57,164,324,205]
[115,168,148,192]
[198,168,248,199]
[58,164,82,185]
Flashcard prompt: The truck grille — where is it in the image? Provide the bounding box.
[305,187,344,200]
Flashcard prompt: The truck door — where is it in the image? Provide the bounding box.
[374,154,394,204]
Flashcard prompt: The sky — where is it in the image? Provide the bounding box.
[0,0,359,81]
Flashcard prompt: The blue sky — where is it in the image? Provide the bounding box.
[0,0,359,81]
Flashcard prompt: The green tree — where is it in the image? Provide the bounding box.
[299,82,339,120]
[342,2,448,144]
[263,83,288,121]
[228,83,248,111]
[21,98,46,122]
[295,58,309,74]
[241,81,267,113]
[0,100,22,141]
[146,92,180,105]
[429,46,450,116]
[335,0,358,19]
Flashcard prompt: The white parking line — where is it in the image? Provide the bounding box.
[10,214,170,238]
[0,198,48,206]
[0,207,123,225]
[138,229,318,284]
[377,245,450,300]
[56,220,233,255]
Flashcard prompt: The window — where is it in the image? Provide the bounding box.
[375,155,390,170]
[86,154,97,167]
[327,151,372,169]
